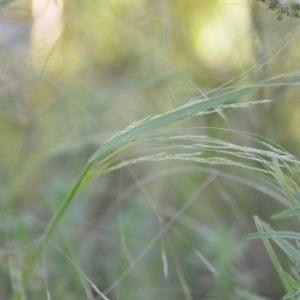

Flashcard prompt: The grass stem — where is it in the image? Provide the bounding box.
[11,161,93,300]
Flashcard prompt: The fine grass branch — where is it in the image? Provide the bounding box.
[84,133,300,185]
[11,71,299,299]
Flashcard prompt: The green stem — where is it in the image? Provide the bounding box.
[254,216,291,295]
[11,161,93,300]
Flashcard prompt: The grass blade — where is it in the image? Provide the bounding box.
[272,208,300,220]
[259,220,299,263]
[274,159,297,206]
[261,174,300,204]
[235,288,268,300]
[245,231,300,241]
[251,216,290,294]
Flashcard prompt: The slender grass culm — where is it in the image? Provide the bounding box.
[10,71,300,300]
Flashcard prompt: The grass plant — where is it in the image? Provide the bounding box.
[9,70,300,300]
[2,1,300,299]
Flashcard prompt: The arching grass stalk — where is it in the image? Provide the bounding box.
[11,162,92,300]
[11,71,299,299]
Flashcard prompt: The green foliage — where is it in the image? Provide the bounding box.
[0,0,14,6]
[258,0,300,20]
[245,167,300,300]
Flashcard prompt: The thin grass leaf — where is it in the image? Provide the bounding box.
[293,193,300,203]
[280,269,300,292]
[261,174,300,204]
[259,220,299,263]
[176,264,192,300]
[49,241,110,300]
[283,290,300,300]
[272,208,300,220]
[245,231,300,241]
[295,258,300,275]
[261,173,285,190]
[171,227,219,277]
[274,159,297,206]
[252,216,290,294]
[235,288,268,300]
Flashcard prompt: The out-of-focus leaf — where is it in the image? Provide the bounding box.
[245,231,300,241]
[294,258,300,275]
[280,270,299,291]
[283,290,300,300]
[260,220,299,263]
[261,174,300,204]
[0,0,14,6]
[272,208,300,219]
[235,288,268,300]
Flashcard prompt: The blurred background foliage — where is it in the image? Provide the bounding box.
[1,0,300,299]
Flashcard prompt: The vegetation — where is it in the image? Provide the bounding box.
[259,0,300,20]
[1,0,300,299]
